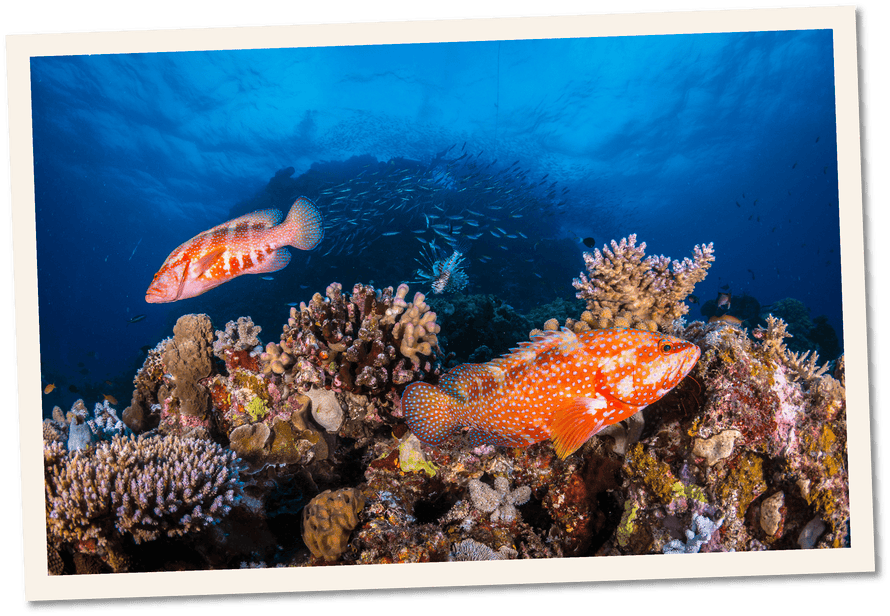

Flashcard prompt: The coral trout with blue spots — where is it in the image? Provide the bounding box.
[403,327,700,459]
[146,197,323,303]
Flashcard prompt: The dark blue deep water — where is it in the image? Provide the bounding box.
[30,30,842,417]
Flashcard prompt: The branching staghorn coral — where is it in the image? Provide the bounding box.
[44,433,242,568]
[260,281,443,396]
[572,234,715,331]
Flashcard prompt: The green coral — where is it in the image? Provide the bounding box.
[398,434,438,477]
[617,500,639,548]
[245,396,269,422]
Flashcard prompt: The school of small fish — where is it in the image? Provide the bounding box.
[402,327,700,459]
[145,197,323,303]
[313,143,569,264]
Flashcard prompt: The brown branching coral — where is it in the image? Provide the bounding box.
[122,337,170,433]
[261,282,443,396]
[572,234,715,331]
[44,433,242,570]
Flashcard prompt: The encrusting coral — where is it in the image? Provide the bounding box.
[572,234,715,331]
[261,281,443,396]
[44,433,242,571]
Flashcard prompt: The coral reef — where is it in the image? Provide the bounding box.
[663,514,725,554]
[468,476,532,523]
[261,282,443,396]
[158,314,216,436]
[44,433,242,572]
[45,398,132,452]
[301,488,366,561]
[448,538,517,561]
[122,337,170,433]
[572,234,714,331]
[213,316,263,358]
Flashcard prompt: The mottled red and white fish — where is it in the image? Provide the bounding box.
[403,327,700,459]
[146,197,323,303]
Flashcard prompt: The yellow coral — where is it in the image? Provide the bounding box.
[302,488,365,561]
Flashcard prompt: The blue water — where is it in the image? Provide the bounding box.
[30,29,842,416]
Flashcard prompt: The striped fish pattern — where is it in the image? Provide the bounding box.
[402,327,700,459]
[146,197,323,303]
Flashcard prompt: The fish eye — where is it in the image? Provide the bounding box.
[661,343,672,353]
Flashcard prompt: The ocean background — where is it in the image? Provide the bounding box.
[29,29,842,418]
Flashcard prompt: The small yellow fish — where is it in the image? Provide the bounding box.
[43,383,55,394]
[103,394,118,405]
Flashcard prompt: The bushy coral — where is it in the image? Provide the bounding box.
[45,398,132,452]
[44,433,242,571]
[468,476,531,523]
[572,234,714,331]
[261,281,442,396]
[213,316,263,358]
[122,337,171,433]
[301,488,366,561]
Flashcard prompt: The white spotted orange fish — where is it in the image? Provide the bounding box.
[403,327,700,459]
[146,197,323,303]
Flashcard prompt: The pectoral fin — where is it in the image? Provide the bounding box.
[550,393,640,459]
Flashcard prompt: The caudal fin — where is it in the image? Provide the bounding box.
[402,381,460,446]
[285,196,324,251]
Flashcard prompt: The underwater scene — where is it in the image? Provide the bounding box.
[32,29,849,574]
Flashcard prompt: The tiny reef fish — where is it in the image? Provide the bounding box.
[43,383,55,394]
[146,197,323,303]
[403,327,700,459]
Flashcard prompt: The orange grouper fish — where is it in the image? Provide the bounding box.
[146,196,323,303]
[402,327,700,459]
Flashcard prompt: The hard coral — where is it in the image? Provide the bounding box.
[572,234,714,331]
[44,433,242,571]
[213,316,262,358]
[263,281,443,396]
[122,337,171,433]
[301,488,366,561]
[158,314,216,435]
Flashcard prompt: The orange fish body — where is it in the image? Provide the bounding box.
[403,327,700,459]
[146,197,323,303]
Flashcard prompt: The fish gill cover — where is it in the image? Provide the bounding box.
[31,30,850,572]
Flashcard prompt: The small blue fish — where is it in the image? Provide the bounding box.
[261,276,275,281]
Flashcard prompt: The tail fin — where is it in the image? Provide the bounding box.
[402,382,459,446]
[284,196,324,251]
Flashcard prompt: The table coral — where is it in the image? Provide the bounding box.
[44,433,242,571]
[301,487,366,561]
[572,234,714,331]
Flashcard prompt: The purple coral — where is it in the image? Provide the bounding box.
[44,433,242,561]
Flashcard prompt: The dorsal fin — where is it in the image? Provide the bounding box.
[203,209,283,236]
